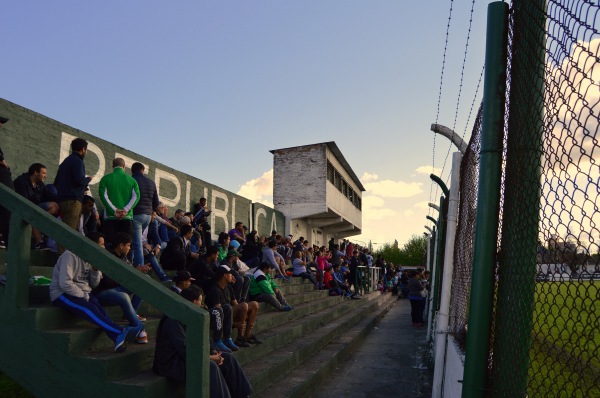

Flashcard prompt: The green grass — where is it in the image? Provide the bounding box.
[528,281,600,397]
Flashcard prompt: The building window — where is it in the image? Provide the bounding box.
[327,160,362,211]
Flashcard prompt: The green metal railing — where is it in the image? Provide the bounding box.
[0,184,209,397]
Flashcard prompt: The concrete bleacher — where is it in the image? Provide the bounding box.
[0,248,395,397]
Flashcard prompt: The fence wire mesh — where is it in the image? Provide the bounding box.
[448,104,482,350]
[447,1,599,397]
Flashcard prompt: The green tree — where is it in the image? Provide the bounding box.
[374,235,428,268]
[399,234,428,267]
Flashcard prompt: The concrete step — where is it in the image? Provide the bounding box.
[242,292,392,393]
[0,249,58,269]
[253,293,396,397]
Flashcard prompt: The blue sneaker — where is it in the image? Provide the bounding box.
[224,338,239,351]
[214,339,232,353]
[114,325,140,353]
[282,305,294,312]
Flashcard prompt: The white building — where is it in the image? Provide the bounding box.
[271,142,365,247]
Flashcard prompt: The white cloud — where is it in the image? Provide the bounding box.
[414,201,431,210]
[364,179,422,198]
[404,209,414,217]
[415,165,442,175]
[361,194,396,220]
[237,169,273,207]
[361,172,379,182]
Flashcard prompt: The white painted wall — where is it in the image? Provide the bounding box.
[443,337,465,398]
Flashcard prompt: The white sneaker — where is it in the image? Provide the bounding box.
[136,329,148,344]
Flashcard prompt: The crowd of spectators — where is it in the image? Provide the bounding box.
[0,135,428,397]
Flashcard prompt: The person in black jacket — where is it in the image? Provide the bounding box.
[130,162,159,267]
[54,137,92,232]
[13,163,59,250]
[153,285,252,398]
[161,224,199,270]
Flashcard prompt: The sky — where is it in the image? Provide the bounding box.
[3,1,492,248]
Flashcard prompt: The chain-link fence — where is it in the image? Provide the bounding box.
[444,1,599,397]
[448,104,482,351]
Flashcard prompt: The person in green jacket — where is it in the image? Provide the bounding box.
[248,261,293,311]
[99,157,140,246]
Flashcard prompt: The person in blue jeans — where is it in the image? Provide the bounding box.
[49,232,142,352]
[131,162,159,267]
[407,270,427,327]
[93,232,151,344]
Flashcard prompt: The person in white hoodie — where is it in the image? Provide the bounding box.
[49,231,142,353]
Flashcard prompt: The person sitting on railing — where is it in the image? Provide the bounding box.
[49,232,143,353]
[206,265,262,351]
[92,232,150,344]
[248,261,293,311]
[153,285,253,398]
[291,251,317,287]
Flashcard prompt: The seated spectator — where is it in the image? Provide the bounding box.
[206,265,261,350]
[221,249,250,303]
[228,221,245,249]
[153,285,253,398]
[49,232,143,353]
[168,209,185,240]
[332,264,358,299]
[291,251,317,287]
[248,262,293,311]
[216,232,231,262]
[161,224,199,270]
[192,197,212,248]
[92,232,150,344]
[79,195,99,236]
[141,215,171,282]
[153,203,179,247]
[13,162,59,250]
[189,246,220,293]
[171,270,194,294]
[263,239,289,279]
[240,231,261,269]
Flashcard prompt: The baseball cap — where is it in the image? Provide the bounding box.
[174,270,195,283]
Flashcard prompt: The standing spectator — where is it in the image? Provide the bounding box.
[331,244,344,266]
[407,270,427,327]
[193,197,212,248]
[99,158,140,245]
[13,163,59,250]
[54,137,92,231]
[130,162,159,267]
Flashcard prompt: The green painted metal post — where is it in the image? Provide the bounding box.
[433,196,446,312]
[491,0,546,396]
[462,2,509,398]
[5,217,31,310]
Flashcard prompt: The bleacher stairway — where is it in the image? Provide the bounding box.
[0,249,395,397]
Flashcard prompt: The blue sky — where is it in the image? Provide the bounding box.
[3,1,491,247]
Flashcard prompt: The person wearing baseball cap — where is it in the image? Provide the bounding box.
[171,270,195,294]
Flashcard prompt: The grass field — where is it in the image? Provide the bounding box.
[528,281,600,397]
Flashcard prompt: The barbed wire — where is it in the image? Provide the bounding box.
[429,0,455,220]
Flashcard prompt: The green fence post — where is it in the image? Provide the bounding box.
[490,0,546,396]
[5,216,31,310]
[462,2,509,398]
[433,196,446,312]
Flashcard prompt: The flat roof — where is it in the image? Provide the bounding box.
[270,141,365,191]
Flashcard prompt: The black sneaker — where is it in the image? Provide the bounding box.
[235,337,250,348]
[246,335,263,345]
[34,241,51,251]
